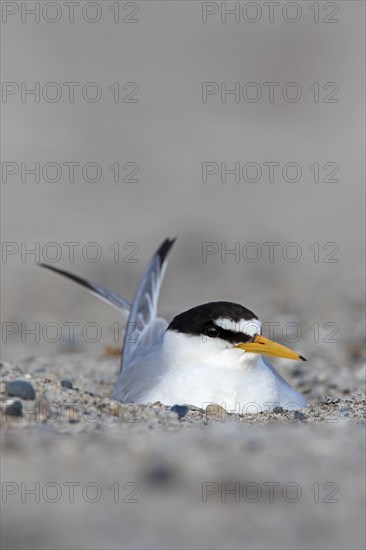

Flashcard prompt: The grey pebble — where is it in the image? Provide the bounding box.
[321,395,340,405]
[293,410,307,421]
[6,380,36,400]
[170,404,189,419]
[5,400,23,417]
[61,379,73,389]
[292,367,303,377]
[273,406,284,414]
[188,404,204,412]
[144,464,173,485]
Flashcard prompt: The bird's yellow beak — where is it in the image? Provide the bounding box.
[235,334,306,361]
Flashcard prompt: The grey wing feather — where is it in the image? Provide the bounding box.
[38,263,131,315]
[121,238,176,371]
[262,356,293,389]
[262,357,308,408]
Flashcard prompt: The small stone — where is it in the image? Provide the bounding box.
[292,367,302,377]
[188,404,204,412]
[6,380,36,400]
[293,410,307,421]
[61,380,74,390]
[320,395,340,405]
[273,406,283,414]
[320,395,332,404]
[5,400,23,417]
[61,379,73,389]
[205,403,227,419]
[33,367,46,375]
[144,464,173,485]
[170,404,189,419]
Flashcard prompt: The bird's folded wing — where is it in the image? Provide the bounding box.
[121,238,176,371]
[38,263,131,315]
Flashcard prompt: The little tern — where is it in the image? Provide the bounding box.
[40,238,308,412]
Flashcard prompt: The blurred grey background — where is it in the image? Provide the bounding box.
[1,0,365,361]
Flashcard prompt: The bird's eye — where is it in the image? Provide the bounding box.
[206,326,220,338]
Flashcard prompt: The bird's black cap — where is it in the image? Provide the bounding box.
[168,301,258,344]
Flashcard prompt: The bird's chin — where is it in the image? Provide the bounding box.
[236,350,262,367]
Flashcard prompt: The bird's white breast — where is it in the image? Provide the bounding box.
[136,331,306,412]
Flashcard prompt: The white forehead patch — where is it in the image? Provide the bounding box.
[213,317,262,337]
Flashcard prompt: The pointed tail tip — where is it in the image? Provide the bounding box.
[37,262,56,272]
[156,237,177,265]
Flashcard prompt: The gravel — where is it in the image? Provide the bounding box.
[1,352,365,549]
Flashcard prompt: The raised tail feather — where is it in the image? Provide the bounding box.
[38,263,131,314]
[39,238,177,376]
[120,238,176,370]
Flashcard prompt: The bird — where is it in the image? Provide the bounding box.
[39,238,308,413]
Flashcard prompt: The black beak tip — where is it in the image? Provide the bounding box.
[299,355,307,362]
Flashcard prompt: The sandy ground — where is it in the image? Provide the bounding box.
[1,348,365,549]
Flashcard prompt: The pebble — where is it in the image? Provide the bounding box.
[170,404,189,419]
[205,403,227,419]
[321,395,340,405]
[6,380,36,400]
[144,464,173,485]
[188,404,204,412]
[4,400,23,417]
[292,368,302,377]
[61,379,73,389]
[273,406,284,414]
[293,410,307,421]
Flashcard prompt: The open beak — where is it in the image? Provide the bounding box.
[235,334,306,361]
